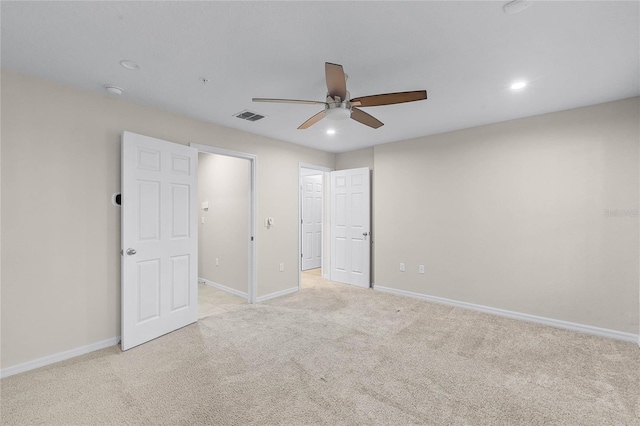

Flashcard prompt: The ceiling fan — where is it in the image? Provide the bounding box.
[253,62,428,129]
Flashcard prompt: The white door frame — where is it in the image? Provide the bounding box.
[298,163,333,290]
[192,143,257,304]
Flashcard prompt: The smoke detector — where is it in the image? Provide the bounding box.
[104,84,123,96]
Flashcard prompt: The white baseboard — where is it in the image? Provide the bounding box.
[0,336,120,379]
[374,285,639,344]
[257,287,298,303]
[199,278,248,299]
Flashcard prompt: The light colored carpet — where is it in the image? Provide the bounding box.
[198,282,246,319]
[1,272,639,425]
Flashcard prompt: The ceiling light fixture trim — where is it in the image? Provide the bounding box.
[503,0,532,15]
[120,60,140,70]
[104,84,124,95]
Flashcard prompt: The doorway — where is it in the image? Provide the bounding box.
[298,163,332,289]
[196,151,251,318]
[192,144,257,310]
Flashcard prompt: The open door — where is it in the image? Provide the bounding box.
[330,167,370,288]
[121,131,198,350]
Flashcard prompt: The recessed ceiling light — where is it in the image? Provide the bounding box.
[104,84,123,96]
[326,129,336,135]
[511,81,527,90]
[120,60,139,70]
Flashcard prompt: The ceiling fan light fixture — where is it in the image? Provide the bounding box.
[325,107,351,121]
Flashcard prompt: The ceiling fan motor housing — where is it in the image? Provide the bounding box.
[325,92,352,120]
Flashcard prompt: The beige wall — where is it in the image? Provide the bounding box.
[335,147,374,171]
[374,97,639,333]
[0,70,334,369]
[198,152,250,294]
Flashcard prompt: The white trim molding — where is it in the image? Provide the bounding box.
[256,287,298,303]
[375,286,639,344]
[0,336,120,379]
[199,278,248,299]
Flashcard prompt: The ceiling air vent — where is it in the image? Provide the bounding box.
[234,110,267,122]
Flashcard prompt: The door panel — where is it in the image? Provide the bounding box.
[170,255,190,311]
[171,184,190,238]
[139,181,160,240]
[122,131,198,350]
[330,167,370,287]
[137,259,161,322]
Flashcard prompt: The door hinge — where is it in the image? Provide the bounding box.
[251,236,254,241]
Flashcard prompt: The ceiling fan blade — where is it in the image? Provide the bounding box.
[351,108,384,129]
[325,62,347,100]
[350,90,427,107]
[298,110,327,129]
[252,98,327,106]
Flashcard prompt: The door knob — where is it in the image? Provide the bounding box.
[126,248,137,256]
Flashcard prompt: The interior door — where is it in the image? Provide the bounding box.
[121,131,198,350]
[330,167,370,287]
[302,174,323,270]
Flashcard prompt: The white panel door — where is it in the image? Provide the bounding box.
[302,174,323,270]
[121,131,198,351]
[330,167,370,287]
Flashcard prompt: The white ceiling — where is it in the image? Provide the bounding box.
[2,1,638,153]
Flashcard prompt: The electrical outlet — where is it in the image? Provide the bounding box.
[279,263,284,272]
[400,263,405,272]
[201,217,205,224]
[215,258,219,267]
[419,265,425,274]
